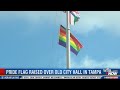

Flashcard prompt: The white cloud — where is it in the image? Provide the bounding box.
[71,55,120,68]
[75,11,120,36]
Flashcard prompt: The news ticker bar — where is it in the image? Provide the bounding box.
[0,75,120,79]
[0,68,119,75]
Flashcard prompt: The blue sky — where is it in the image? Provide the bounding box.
[0,11,120,68]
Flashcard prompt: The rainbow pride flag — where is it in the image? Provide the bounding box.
[59,25,83,55]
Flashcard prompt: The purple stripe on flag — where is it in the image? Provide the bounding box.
[59,40,78,55]
[59,40,66,47]
[70,46,78,55]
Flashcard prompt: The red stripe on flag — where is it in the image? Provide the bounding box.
[0,68,5,75]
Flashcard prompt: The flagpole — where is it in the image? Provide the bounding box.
[66,11,70,69]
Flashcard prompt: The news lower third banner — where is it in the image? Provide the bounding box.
[0,68,119,75]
